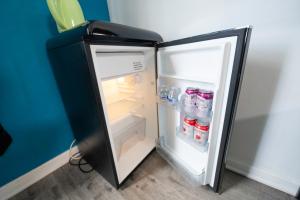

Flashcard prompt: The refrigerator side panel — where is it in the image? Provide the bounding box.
[47,42,119,188]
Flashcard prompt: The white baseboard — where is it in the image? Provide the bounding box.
[0,147,78,200]
[226,158,299,196]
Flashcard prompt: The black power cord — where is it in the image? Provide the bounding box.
[69,152,93,173]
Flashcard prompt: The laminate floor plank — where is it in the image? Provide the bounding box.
[9,152,296,200]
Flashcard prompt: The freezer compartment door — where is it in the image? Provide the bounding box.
[93,48,146,79]
[156,28,251,191]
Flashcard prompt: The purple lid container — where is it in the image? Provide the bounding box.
[197,90,214,99]
[185,87,198,95]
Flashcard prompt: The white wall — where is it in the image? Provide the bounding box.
[107,0,300,195]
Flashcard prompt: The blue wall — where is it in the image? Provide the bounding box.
[0,0,109,187]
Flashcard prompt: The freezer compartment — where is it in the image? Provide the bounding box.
[93,51,145,79]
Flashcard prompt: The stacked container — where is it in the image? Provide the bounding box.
[181,87,214,146]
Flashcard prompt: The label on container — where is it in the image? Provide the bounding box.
[196,90,213,118]
[159,86,169,100]
[167,87,180,104]
[184,87,198,107]
[193,121,209,144]
[182,116,196,136]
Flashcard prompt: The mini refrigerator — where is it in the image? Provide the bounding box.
[47,21,251,192]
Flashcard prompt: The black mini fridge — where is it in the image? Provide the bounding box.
[47,20,251,192]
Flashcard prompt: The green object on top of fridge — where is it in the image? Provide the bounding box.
[46,0,86,33]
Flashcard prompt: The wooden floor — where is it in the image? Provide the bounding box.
[10,152,295,200]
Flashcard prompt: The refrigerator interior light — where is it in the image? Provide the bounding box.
[117,77,125,84]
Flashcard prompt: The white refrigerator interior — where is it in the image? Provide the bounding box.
[91,45,158,183]
[90,35,238,186]
[157,36,238,187]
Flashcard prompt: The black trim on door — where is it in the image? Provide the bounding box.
[212,28,251,193]
[296,188,300,200]
[82,42,120,188]
[158,27,252,193]
[158,27,250,49]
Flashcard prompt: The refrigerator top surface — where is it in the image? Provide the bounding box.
[47,20,163,49]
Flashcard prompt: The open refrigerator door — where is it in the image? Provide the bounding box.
[156,28,251,190]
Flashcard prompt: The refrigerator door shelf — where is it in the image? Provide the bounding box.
[157,75,216,91]
[176,128,209,153]
[157,139,206,186]
[156,76,216,115]
[156,96,181,111]
[158,74,217,90]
